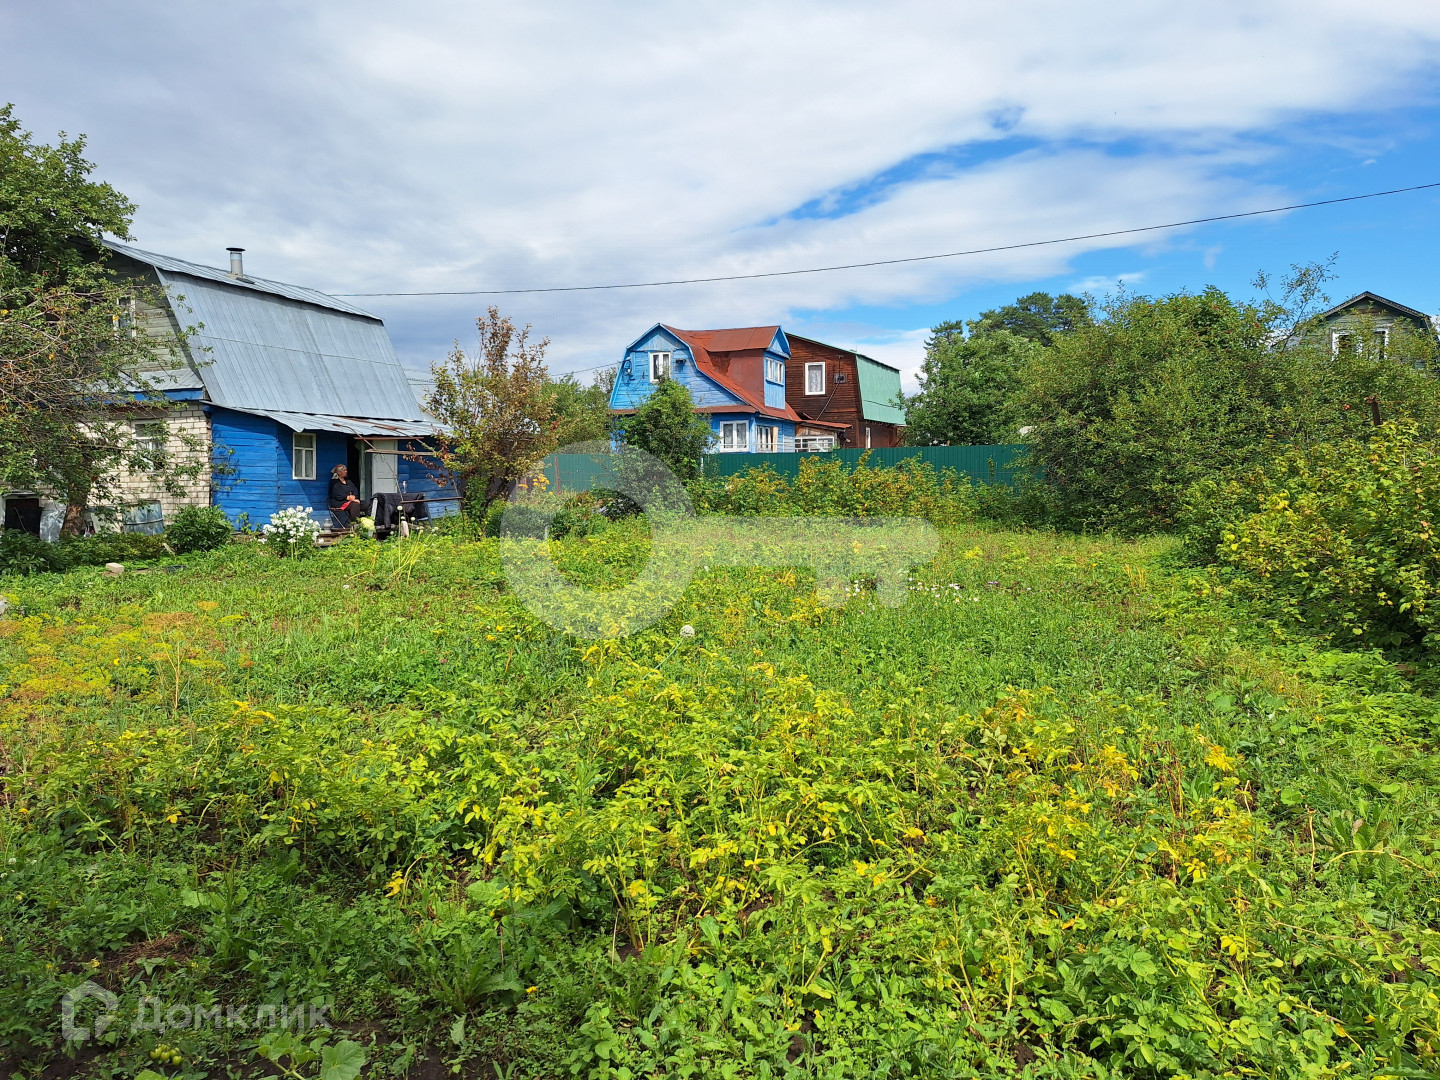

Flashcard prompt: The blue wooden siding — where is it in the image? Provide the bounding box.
[210,408,280,529]
[763,351,787,409]
[211,407,459,527]
[708,413,796,453]
[609,325,743,412]
[278,430,348,515]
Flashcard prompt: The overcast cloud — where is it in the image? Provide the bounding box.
[6,0,1440,388]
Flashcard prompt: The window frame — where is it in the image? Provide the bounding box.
[649,351,672,382]
[805,362,826,395]
[765,357,784,384]
[719,420,749,452]
[133,419,165,463]
[756,424,777,452]
[292,431,317,481]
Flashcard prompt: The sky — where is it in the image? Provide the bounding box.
[6,0,1440,392]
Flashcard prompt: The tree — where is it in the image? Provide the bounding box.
[0,104,188,535]
[617,378,713,483]
[969,291,1091,346]
[1022,274,1440,533]
[903,323,1041,445]
[426,307,558,512]
[548,372,612,447]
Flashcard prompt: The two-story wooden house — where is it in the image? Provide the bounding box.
[1317,292,1437,364]
[609,324,801,452]
[785,335,906,450]
[608,323,908,454]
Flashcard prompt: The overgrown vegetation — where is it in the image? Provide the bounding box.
[5,521,1440,1077]
[1181,421,1440,650]
[0,104,202,533]
[691,453,979,528]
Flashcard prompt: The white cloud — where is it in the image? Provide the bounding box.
[6,0,1440,377]
[1067,271,1149,296]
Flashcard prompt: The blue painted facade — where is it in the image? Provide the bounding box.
[609,324,797,453]
[207,406,457,529]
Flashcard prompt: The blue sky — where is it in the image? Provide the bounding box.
[6,0,1440,390]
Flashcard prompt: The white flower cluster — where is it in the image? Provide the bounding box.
[261,506,321,550]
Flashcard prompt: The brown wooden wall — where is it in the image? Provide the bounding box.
[785,337,904,447]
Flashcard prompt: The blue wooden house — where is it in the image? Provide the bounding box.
[103,241,456,530]
[609,324,802,452]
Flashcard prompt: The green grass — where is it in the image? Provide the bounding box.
[3,523,1440,1078]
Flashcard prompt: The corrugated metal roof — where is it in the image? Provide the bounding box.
[227,408,440,437]
[103,240,378,318]
[855,354,907,425]
[103,242,426,422]
[682,326,782,353]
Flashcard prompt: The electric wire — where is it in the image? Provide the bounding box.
[335,180,1440,298]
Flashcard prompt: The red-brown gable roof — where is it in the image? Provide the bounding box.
[662,324,799,422]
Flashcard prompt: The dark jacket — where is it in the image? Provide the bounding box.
[329,478,360,508]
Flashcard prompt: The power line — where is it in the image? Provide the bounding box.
[335,180,1440,298]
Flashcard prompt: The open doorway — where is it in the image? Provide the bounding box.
[358,438,399,499]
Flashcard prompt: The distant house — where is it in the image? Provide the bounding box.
[785,335,905,450]
[1317,291,1437,364]
[607,323,907,454]
[610,324,801,452]
[1,242,456,538]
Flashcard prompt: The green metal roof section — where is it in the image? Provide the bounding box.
[855,354,906,425]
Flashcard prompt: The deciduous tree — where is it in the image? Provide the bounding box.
[0,103,189,534]
[426,307,558,512]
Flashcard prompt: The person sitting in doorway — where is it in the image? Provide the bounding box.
[328,464,364,526]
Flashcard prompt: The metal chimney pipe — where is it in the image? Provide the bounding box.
[226,247,245,278]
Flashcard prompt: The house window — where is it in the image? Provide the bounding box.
[796,435,835,452]
[133,420,165,463]
[1333,329,1389,356]
[866,426,872,449]
[765,357,784,384]
[292,432,317,480]
[719,421,748,452]
[650,352,671,382]
[756,425,777,452]
[122,501,165,535]
[805,362,825,394]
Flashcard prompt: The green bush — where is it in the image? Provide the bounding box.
[0,528,178,578]
[1024,286,1440,534]
[62,531,171,566]
[691,454,977,528]
[164,504,233,553]
[0,530,67,576]
[1182,422,1440,647]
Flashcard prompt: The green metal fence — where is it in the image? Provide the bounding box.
[538,445,1029,492]
[700,445,1029,486]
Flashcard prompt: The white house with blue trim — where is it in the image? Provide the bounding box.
[609,324,802,452]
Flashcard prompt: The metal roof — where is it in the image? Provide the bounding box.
[225,408,440,437]
[855,354,907,425]
[103,240,378,318]
[104,241,427,422]
[1319,291,1436,330]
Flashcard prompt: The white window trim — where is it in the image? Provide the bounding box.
[649,351,672,382]
[765,357,784,384]
[719,420,749,452]
[133,419,165,460]
[805,362,826,395]
[292,431,317,481]
[756,424,777,452]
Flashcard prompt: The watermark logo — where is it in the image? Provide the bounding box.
[60,981,119,1043]
[61,986,331,1042]
[500,443,941,638]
